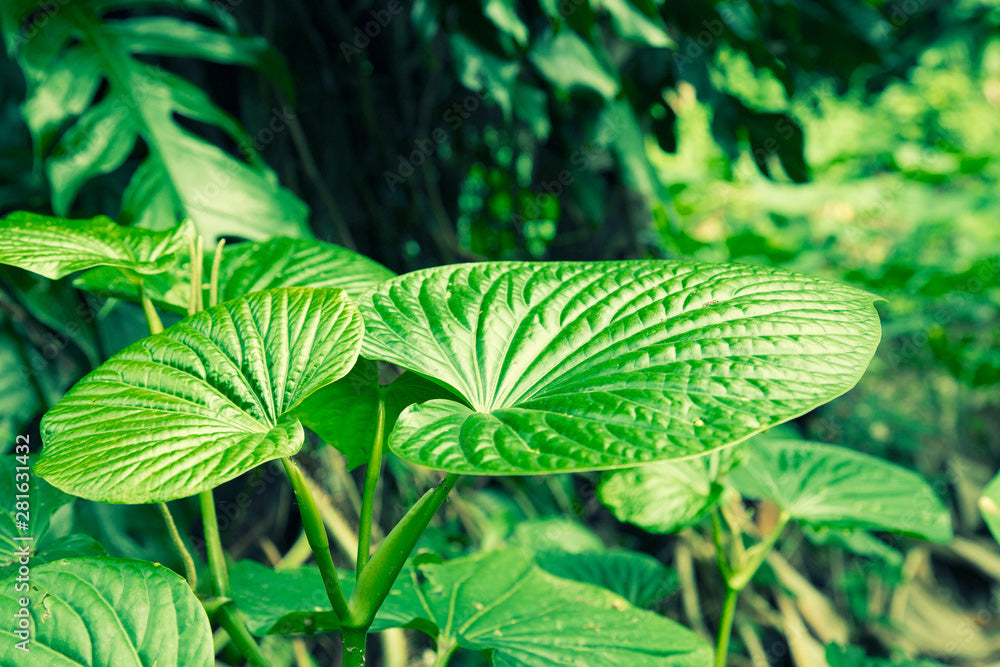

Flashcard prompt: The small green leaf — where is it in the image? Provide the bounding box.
[597,0,674,47]
[291,360,459,469]
[534,549,678,609]
[360,261,882,475]
[36,287,363,503]
[0,557,213,666]
[529,29,619,99]
[599,450,739,534]
[730,439,952,543]
[400,549,710,666]
[979,471,1000,544]
[0,213,190,280]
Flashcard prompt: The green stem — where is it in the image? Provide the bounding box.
[140,290,163,334]
[357,391,387,575]
[342,626,368,667]
[217,605,269,667]
[209,238,225,308]
[431,639,458,667]
[281,458,350,619]
[347,473,460,628]
[199,489,229,597]
[200,489,266,664]
[714,586,739,667]
[157,502,197,591]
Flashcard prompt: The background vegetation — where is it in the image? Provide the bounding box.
[1,0,998,665]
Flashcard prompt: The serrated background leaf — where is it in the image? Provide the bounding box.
[730,438,952,543]
[0,558,212,666]
[0,213,190,280]
[360,261,882,474]
[36,287,362,503]
[402,549,710,666]
[534,549,678,609]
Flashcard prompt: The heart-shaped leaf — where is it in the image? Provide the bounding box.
[0,557,213,666]
[730,439,952,543]
[36,287,363,503]
[74,236,395,315]
[360,261,882,474]
[0,212,191,280]
[599,450,739,534]
[398,549,710,666]
[979,471,1000,544]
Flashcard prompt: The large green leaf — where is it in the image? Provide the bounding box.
[74,236,395,315]
[360,261,882,474]
[36,287,363,503]
[730,439,952,543]
[980,471,1000,544]
[0,212,190,280]
[599,450,739,534]
[0,0,307,240]
[291,360,459,469]
[400,549,710,666]
[0,557,213,666]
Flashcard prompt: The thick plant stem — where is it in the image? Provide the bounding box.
[200,489,266,664]
[431,639,458,667]
[217,605,269,667]
[140,290,163,334]
[209,238,225,308]
[714,587,739,667]
[199,489,229,596]
[347,473,460,628]
[342,626,368,667]
[157,502,197,590]
[282,457,350,619]
[357,391,387,575]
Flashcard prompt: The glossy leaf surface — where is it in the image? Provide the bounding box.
[37,288,362,503]
[730,439,952,543]
[0,213,190,280]
[0,558,212,666]
[360,261,882,474]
